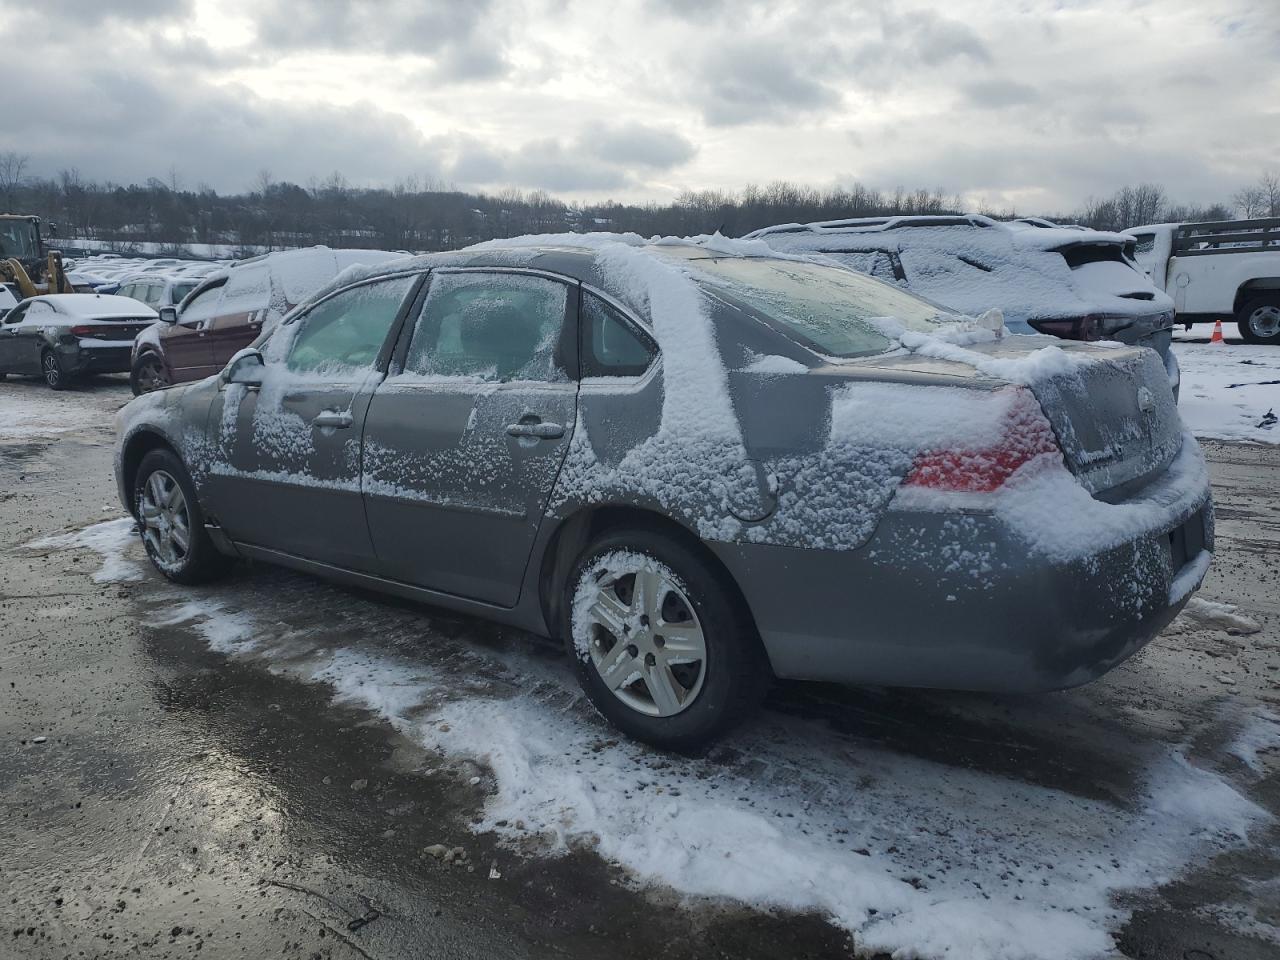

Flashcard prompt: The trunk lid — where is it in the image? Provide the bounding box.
[854,338,1184,495]
[73,320,153,342]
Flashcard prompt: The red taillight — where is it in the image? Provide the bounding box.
[70,324,97,336]
[1031,315,1099,340]
[903,388,1061,493]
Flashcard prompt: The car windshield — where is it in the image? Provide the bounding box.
[0,220,39,260]
[172,281,198,303]
[666,251,945,358]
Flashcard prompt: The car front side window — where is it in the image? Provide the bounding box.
[179,281,227,325]
[281,275,417,377]
[403,271,569,382]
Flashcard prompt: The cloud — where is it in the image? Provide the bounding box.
[248,0,511,83]
[42,0,191,24]
[691,41,844,126]
[443,121,697,192]
[963,79,1042,108]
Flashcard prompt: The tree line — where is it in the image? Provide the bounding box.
[0,151,1272,258]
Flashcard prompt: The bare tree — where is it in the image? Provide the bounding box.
[1234,185,1266,218]
[0,151,30,211]
[1260,170,1280,217]
[254,168,274,198]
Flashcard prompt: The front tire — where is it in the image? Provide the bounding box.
[133,449,232,585]
[42,350,68,390]
[1237,296,1280,345]
[130,352,169,396]
[564,529,767,750]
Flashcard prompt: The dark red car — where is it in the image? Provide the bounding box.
[130,247,404,394]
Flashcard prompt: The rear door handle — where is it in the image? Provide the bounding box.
[506,420,564,439]
[313,410,354,429]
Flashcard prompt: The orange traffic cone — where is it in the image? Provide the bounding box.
[1210,318,1224,344]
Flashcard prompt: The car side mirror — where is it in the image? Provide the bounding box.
[158,306,178,324]
[222,348,265,388]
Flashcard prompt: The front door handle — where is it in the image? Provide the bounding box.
[506,420,564,439]
[313,410,354,429]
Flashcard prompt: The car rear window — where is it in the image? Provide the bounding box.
[674,254,944,358]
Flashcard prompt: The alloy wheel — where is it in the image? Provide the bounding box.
[577,556,708,717]
[42,353,61,387]
[138,469,192,572]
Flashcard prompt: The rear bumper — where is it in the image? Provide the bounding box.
[59,341,133,375]
[713,477,1213,693]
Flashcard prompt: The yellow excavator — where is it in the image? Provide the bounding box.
[0,214,75,298]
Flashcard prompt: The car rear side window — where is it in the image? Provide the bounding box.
[677,254,943,358]
[580,292,655,377]
[283,275,416,376]
[404,272,569,382]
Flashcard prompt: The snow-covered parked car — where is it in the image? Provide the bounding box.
[747,215,1181,394]
[1,294,158,389]
[0,282,20,321]
[114,274,203,313]
[113,235,1213,747]
[130,246,406,395]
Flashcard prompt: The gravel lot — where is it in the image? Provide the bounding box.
[1,367,1277,960]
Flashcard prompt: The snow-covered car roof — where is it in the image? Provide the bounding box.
[746,215,1167,324]
[24,293,159,319]
[228,246,408,306]
[745,214,1136,252]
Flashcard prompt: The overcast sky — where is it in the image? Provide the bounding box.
[6,0,1277,211]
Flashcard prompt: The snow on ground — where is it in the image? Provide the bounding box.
[32,519,1280,960]
[0,392,103,439]
[1172,332,1280,444]
[25,518,143,583]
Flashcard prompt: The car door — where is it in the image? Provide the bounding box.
[361,268,579,607]
[206,262,270,368]
[0,302,31,373]
[10,301,57,374]
[203,272,421,572]
[163,279,225,381]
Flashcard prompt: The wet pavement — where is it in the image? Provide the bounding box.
[2,375,1278,960]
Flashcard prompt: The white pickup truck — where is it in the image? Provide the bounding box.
[1125,218,1280,344]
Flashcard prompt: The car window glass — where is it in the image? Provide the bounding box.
[832,251,898,284]
[28,301,54,316]
[143,283,163,307]
[1132,234,1156,255]
[219,263,271,315]
[404,272,568,382]
[581,293,654,377]
[5,304,28,324]
[180,282,226,324]
[281,275,416,377]
[668,252,941,358]
[171,281,197,304]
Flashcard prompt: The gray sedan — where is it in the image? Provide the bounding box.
[113,239,1213,748]
[1,294,158,389]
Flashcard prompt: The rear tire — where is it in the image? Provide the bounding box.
[133,448,233,585]
[130,352,170,396]
[1237,296,1280,345]
[41,350,68,390]
[563,529,767,750]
